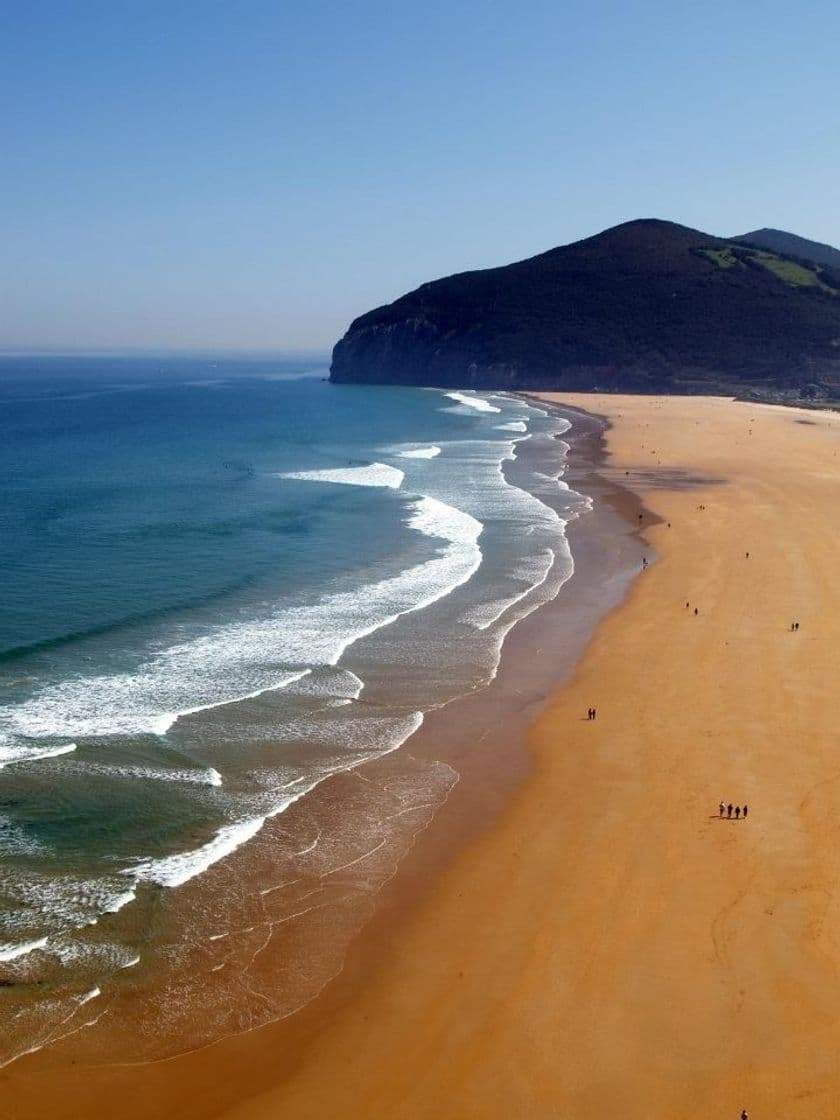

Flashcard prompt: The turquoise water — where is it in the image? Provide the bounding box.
[0,355,586,1062]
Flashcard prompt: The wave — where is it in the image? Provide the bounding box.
[60,762,223,786]
[0,668,314,744]
[0,570,262,664]
[129,816,267,889]
[0,739,77,766]
[277,462,405,488]
[0,498,480,750]
[0,741,77,768]
[461,549,557,630]
[125,710,424,890]
[397,445,441,459]
[444,392,501,414]
[153,670,312,735]
[0,388,593,1073]
[0,936,49,963]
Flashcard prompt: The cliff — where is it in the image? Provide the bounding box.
[330,219,840,401]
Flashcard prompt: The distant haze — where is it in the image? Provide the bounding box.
[2,1,840,352]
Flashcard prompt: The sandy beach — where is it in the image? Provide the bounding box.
[6,392,840,1118]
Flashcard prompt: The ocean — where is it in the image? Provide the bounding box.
[0,355,588,1064]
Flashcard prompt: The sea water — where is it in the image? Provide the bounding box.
[0,355,588,1063]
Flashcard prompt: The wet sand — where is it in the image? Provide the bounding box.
[9,393,840,1118]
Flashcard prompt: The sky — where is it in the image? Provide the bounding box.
[2,0,839,352]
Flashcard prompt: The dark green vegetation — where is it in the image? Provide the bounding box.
[331,220,840,403]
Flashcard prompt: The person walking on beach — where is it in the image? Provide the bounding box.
[719,801,725,818]
[592,707,597,720]
[741,1109,749,1120]
[735,806,741,819]
[743,804,748,819]
[694,607,699,616]
[727,803,733,819]
[587,707,592,720]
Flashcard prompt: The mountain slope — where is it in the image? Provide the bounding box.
[330,219,840,400]
[732,228,840,272]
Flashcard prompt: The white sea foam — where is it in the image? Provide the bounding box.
[0,872,139,943]
[0,742,77,769]
[461,549,557,630]
[126,780,318,889]
[495,421,528,432]
[0,937,48,962]
[278,462,405,488]
[0,816,49,858]
[397,446,441,459]
[129,818,265,888]
[124,710,425,891]
[66,762,223,786]
[444,391,502,414]
[0,665,313,744]
[286,668,365,705]
[44,936,139,972]
[155,670,312,735]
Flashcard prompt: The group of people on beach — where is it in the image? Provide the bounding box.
[719,802,748,820]
[586,707,597,720]
[790,620,800,631]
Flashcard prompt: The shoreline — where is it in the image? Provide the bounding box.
[217,391,840,1120]
[0,399,649,1114]
[8,392,840,1116]
[0,389,581,1070]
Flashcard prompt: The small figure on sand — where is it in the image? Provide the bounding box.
[587,707,597,721]
[717,803,749,821]
[795,621,800,631]
[694,607,699,616]
[741,1110,749,1120]
[745,551,749,558]
[642,556,647,568]
[686,601,690,609]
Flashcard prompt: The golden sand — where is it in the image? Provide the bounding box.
[222,394,840,1118]
[7,394,840,1118]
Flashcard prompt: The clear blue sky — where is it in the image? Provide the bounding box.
[2,0,838,351]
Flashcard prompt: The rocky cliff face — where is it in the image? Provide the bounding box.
[330,219,840,401]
